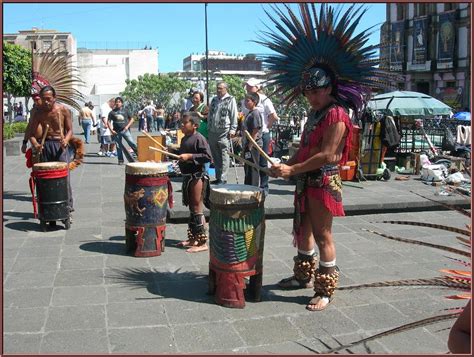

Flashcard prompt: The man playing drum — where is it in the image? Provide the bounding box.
[28,85,74,212]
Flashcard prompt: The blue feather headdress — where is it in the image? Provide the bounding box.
[256,3,397,117]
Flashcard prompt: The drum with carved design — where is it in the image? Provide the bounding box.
[208,184,266,308]
[124,162,173,257]
[31,161,70,231]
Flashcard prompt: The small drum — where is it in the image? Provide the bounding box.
[32,161,70,231]
[124,162,172,257]
[208,184,266,308]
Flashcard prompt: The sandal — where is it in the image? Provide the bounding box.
[278,275,314,289]
[306,295,333,311]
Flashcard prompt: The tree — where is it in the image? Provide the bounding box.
[3,42,32,121]
[120,73,191,115]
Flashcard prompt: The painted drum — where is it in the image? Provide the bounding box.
[124,162,173,257]
[208,184,266,308]
[32,161,70,227]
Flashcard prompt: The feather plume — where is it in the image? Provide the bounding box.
[323,313,460,354]
[32,45,85,112]
[362,229,471,257]
[375,220,471,237]
[409,191,471,218]
[256,3,398,109]
[337,277,470,291]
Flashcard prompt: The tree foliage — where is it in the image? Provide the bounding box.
[120,73,191,114]
[3,42,32,97]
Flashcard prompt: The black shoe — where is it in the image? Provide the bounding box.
[118,161,124,165]
[211,179,222,185]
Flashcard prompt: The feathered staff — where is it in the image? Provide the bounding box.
[256,3,399,119]
[31,45,85,170]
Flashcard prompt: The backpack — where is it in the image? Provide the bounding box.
[381,116,401,148]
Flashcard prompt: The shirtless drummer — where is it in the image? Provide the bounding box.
[28,85,74,212]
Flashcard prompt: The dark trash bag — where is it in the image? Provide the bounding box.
[381,116,401,148]
[441,127,457,152]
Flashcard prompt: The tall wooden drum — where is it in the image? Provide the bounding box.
[124,162,172,257]
[208,184,266,308]
[31,161,70,231]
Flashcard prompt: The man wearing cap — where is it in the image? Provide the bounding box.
[242,78,279,196]
[207,81,238,185]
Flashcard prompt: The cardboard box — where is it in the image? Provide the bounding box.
[137,135,166,162]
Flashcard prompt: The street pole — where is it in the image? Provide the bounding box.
[205,3,209,107]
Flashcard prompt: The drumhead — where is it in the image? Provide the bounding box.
[210,184,264,205]
[33,161,68,171]
[125,161,170,175]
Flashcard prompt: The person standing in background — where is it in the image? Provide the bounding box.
[207,82,238,185]
[78,101,96,144]
[242,78,279,196]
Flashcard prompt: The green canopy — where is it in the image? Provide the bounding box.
[368,91,452,117]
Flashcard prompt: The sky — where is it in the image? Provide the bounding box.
[3,2,386,73]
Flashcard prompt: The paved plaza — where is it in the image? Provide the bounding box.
[3,126,471,354]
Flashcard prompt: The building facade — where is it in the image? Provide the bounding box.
[183,51,262,72]
[3,27,77,58]
[76,48,159,95]
[380,3,470,109]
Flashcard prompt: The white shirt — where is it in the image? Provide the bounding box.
[241,93,276,133]
[100,102,112,136]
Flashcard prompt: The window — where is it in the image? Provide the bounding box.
[415,3,428,17]
[397,82,405,90]
[396,4,405,21]
[444,3,455,11]
[31,41,37,50]
[42,40,52,51]
[446,81,456,88]
[59,40,67,52]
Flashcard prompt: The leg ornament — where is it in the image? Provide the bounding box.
[278,253,318,289]
[307,265,339,311]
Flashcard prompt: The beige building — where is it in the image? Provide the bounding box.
[3,27,77,56]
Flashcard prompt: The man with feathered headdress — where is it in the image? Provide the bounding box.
[27,46,85,216]
[259,4,396,311]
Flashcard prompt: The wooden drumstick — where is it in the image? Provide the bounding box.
[39,124,50,151]
[228,151,271,175]
[243,130,274,165]
[148,146,180,159]
[141,130,167,150]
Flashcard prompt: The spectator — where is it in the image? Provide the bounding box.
[78,101,97,144]
[242,78,279,196]
[207,81,238,185]
[154,104,166,131]
[98,97,116,157]
[107,97,137,165]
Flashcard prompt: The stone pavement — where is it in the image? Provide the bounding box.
[2,126,471,354]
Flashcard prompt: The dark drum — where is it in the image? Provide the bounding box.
[124,162,172,257]
[32,161,70,230]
